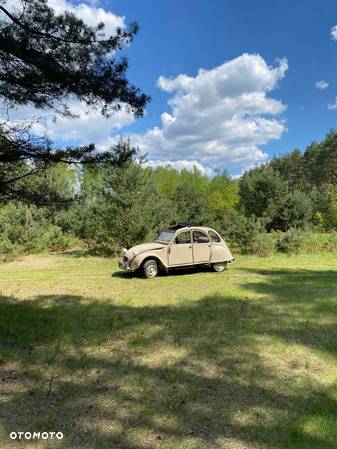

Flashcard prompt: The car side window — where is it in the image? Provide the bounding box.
[193,231,209,244]
[208,230,221,243]
[175,231,191,244]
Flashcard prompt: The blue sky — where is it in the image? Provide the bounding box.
[113,0,337,133]
[109,0,337,174]
[9,0,337,176]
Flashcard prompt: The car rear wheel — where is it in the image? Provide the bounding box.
[212,262,227,272]
[143,260,158,278]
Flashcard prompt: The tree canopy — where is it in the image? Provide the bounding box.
[0,0,149,202]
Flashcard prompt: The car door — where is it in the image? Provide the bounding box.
[192,230,211,263]
[168,230,193,266]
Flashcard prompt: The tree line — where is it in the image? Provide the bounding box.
[1,130,337,259]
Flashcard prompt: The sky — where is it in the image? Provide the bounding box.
[5,0,337,176]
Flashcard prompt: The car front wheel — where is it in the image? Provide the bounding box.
[143,260,158,278]
[212,262,227,272]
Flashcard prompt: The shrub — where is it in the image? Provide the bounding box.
[224,215,264,253]
[41,225,75,252]
[301,232,337,253]
[0,204,76,259]
[0,237,20,262]
[252,233,276,256]
[276,230,304,254]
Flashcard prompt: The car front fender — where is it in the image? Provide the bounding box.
[133,250,168,270]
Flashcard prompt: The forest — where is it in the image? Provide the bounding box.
[1,130,337,260]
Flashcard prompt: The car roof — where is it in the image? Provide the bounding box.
[175,226,219,234]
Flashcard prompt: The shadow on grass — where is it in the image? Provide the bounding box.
[240,266,337,362]
[1,268,337,448]
[112,265,215,279]
[111,270,134,278]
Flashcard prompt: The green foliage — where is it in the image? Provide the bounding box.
[148,166,240,227]
[252,233,276,257]
[276,230,304,254]
[239,131,337,233]
[173,183,209,224]
[83,162,172,247]
[0,203,76,259]
[0,1,148,202]
[274,190,313,230]
[239,166,288,219]
[270,149,307,190]
[208,173,240,220]
[224,215,264,253]
[0,1,148,115]
[300,232,337,253]
[2,129,337,259]
[0,236,20,261]
[323,184,337,229]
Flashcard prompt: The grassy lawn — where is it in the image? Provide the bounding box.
[1,252,337,449]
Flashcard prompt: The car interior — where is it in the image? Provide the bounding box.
[193,231,209,244]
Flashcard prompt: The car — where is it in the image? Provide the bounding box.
[118,223,234,278]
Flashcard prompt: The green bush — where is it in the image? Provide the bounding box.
[0,204,76,259]
[224,215,264,253]
[276,230,304,254]
[0,237,20,262]
[252,233,276,256]
[41,225,75,252]
[301,232,337,253]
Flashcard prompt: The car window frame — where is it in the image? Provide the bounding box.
[192,230,210,244]
[208,230,221,243]
[174,230,192,245]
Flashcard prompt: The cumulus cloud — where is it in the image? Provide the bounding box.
[122,53,288,171]
[1,16,288,172]
[48,0,125,34]
[331,25,337,41]
[315,80,329,90]
[4,100,136,144]
[328,97,337,110]
[2,0,125,34]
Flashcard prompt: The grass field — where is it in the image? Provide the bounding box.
[1,252,337,449]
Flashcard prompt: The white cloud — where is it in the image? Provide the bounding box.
[121,53,288,171]
[1,0,125,35]
[47,0,125,34]
[7,52,288,173]
[331,25,337,41]
[4,100,136,144]
[315,80,329,90]
[328,97,337,110]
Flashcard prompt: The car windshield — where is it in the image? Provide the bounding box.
[156,230,175,243]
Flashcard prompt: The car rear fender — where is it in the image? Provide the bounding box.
[211,241,234,262]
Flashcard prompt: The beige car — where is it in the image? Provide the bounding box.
[118,224,234,278]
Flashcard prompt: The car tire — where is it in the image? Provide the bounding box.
[212,262,227,272]
[143,260,158,278]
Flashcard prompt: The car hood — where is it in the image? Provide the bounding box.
[125,242,166,259]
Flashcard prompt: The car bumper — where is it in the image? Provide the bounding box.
[118,260,133,271]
